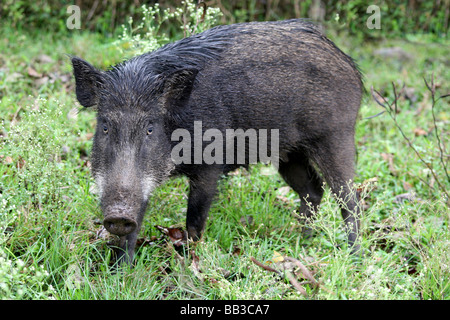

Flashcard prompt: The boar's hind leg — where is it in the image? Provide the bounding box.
[186,168,220,242]
[313,137,361,254]
[278,153,324,235]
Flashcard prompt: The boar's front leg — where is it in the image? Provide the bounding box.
[186,168,220,241]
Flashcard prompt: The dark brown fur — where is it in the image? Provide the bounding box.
[72,19,363,264]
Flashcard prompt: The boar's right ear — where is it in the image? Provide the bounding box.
[71,57,103,107]
[161,68,199,108]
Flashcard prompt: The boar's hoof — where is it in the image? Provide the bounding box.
[104,216,137,236]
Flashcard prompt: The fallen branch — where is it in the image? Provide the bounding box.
[284,256,319,288]
[250,257,281,275]
[285,271,307,296]
[250,255,327,297]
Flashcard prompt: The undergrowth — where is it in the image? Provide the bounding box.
[0,1,448,300]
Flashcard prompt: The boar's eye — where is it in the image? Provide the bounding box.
[147,127,153,135]
[102,124,108,134]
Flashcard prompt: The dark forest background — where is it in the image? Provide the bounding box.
[1,0,448,38]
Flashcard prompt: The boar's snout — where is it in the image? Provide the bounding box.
[104,214,137,236]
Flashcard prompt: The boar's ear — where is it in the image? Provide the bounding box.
[162,68,199,107]
[71,57,103,107]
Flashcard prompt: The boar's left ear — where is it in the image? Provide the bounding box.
[71,57,103,107]
[161,68,199,107]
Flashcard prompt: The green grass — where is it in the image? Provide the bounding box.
[0,23,449,300]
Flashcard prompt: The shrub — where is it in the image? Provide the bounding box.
[115,0,223,56]
[0,193,55,299]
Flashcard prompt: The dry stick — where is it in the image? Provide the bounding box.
[198,1,207,22]
[191,1,207,35]
[86,0,100,22]
[249,256,338,297]
[283,256,319,288]
[371,84,450,202]
[182,1,188,38]
[284,257,336,296]
[285,271,307,296]
[249,257,281,275]
[250,257,309,297]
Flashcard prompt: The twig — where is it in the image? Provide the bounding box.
[192,1,207,35]
[284,256,319,288]
[284,256,335,295]
[285,271,307,296]
[198,1,207,23]
[371,83,450,202]
[250,256,308,296]
[250,256,333,297]
[250,257,281,275]
[86,0,100,22]
[182,1,188,38]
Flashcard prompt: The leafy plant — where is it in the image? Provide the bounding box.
[116,0,223,56]
[0,193,55,299]
[3,98,75,212]
[0,0,448,301]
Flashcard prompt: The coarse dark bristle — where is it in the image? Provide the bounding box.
[99,19,363,107]
[100,25,233,106]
